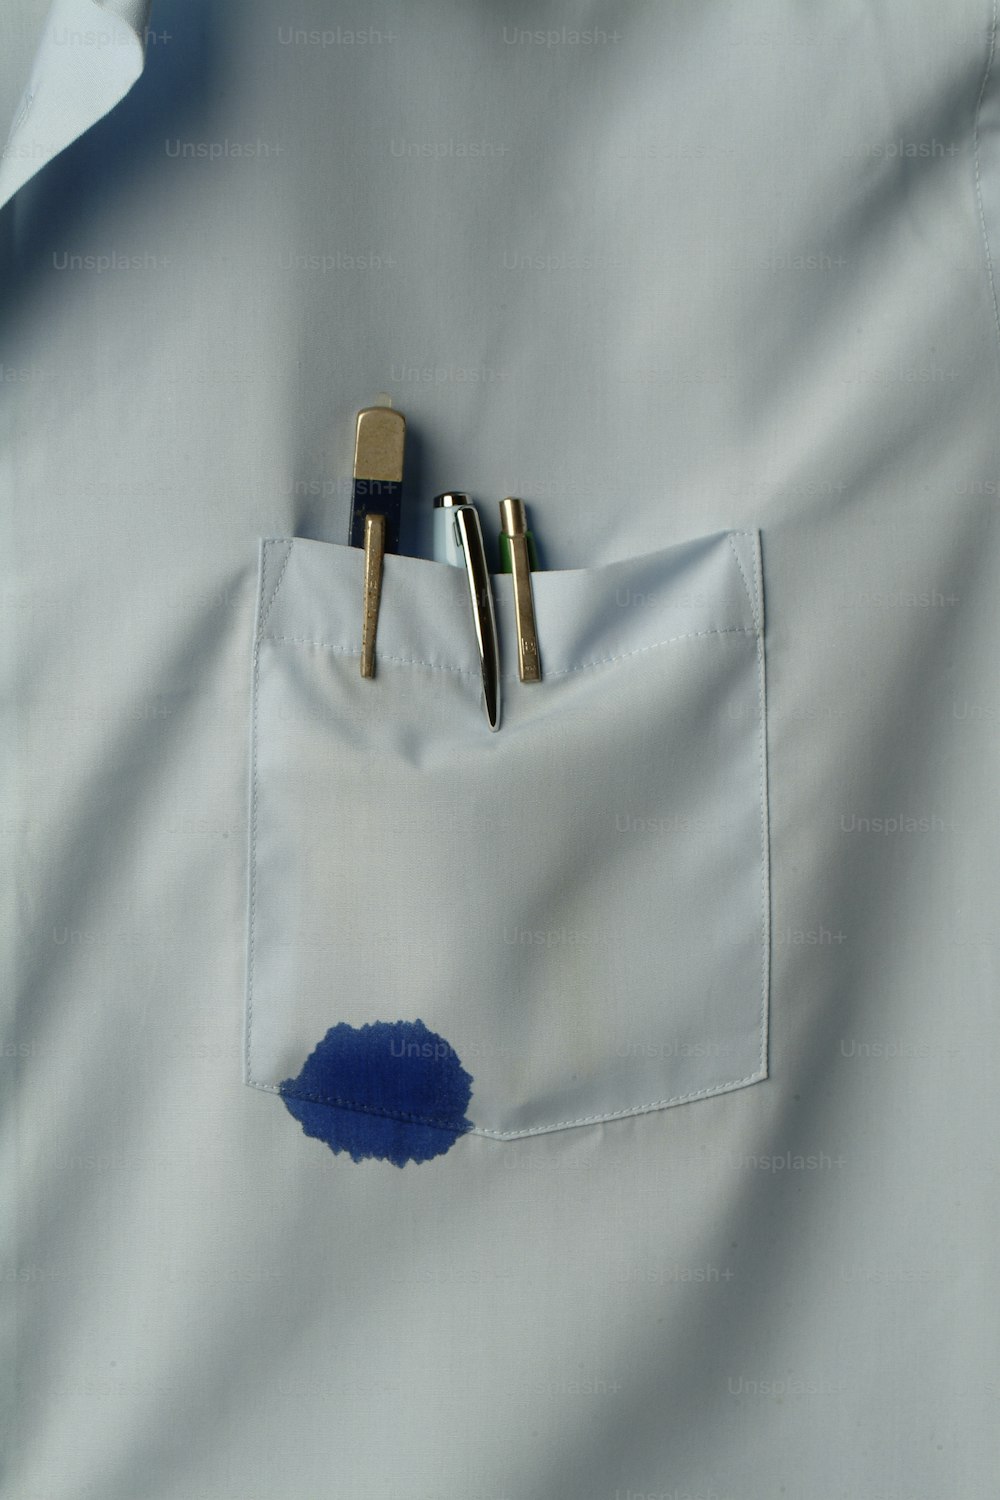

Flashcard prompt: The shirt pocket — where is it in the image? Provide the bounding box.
[244,528,770,1140]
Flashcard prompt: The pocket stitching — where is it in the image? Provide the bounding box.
[751,534,771,1106]
[471,1070,768,1139]
[245,543,268,1092]
[258,538,294,631]
[259,625,759,678]
[278,1083,470,1131]
[726,530,759,630]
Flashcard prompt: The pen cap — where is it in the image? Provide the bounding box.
[498,496,539,572]
[499,497,527,535]
[350,405,406,551]
[432,494,471,568]
[354,407,405,484]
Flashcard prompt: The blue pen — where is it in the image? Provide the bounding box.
[351,404,405,678]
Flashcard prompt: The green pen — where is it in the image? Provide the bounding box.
[499,497,539,573]
[499,496,541,683]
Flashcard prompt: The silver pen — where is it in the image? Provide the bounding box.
[433,493,501,731]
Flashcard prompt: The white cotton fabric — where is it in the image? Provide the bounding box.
[0,0,150,209]
[3,1,999,1496]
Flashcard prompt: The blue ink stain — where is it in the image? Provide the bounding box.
[279,1018,474,1167]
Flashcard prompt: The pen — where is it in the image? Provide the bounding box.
[498,496,541,683]
[350,404,405,552]
[433,493,501,731]
[350,403,405,678]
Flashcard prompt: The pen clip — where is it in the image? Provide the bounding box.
[360,512,386,678]
[452,504,501,731]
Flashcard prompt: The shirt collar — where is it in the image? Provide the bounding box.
[0,0,150,211]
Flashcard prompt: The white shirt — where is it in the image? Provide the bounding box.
[3,2,999,1495]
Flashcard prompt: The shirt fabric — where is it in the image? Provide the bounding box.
[3,2,999,1496]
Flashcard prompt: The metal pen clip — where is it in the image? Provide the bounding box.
[433,494,501,731]
[360,513,385,679]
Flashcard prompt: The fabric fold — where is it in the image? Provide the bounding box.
[0,0,150,210]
